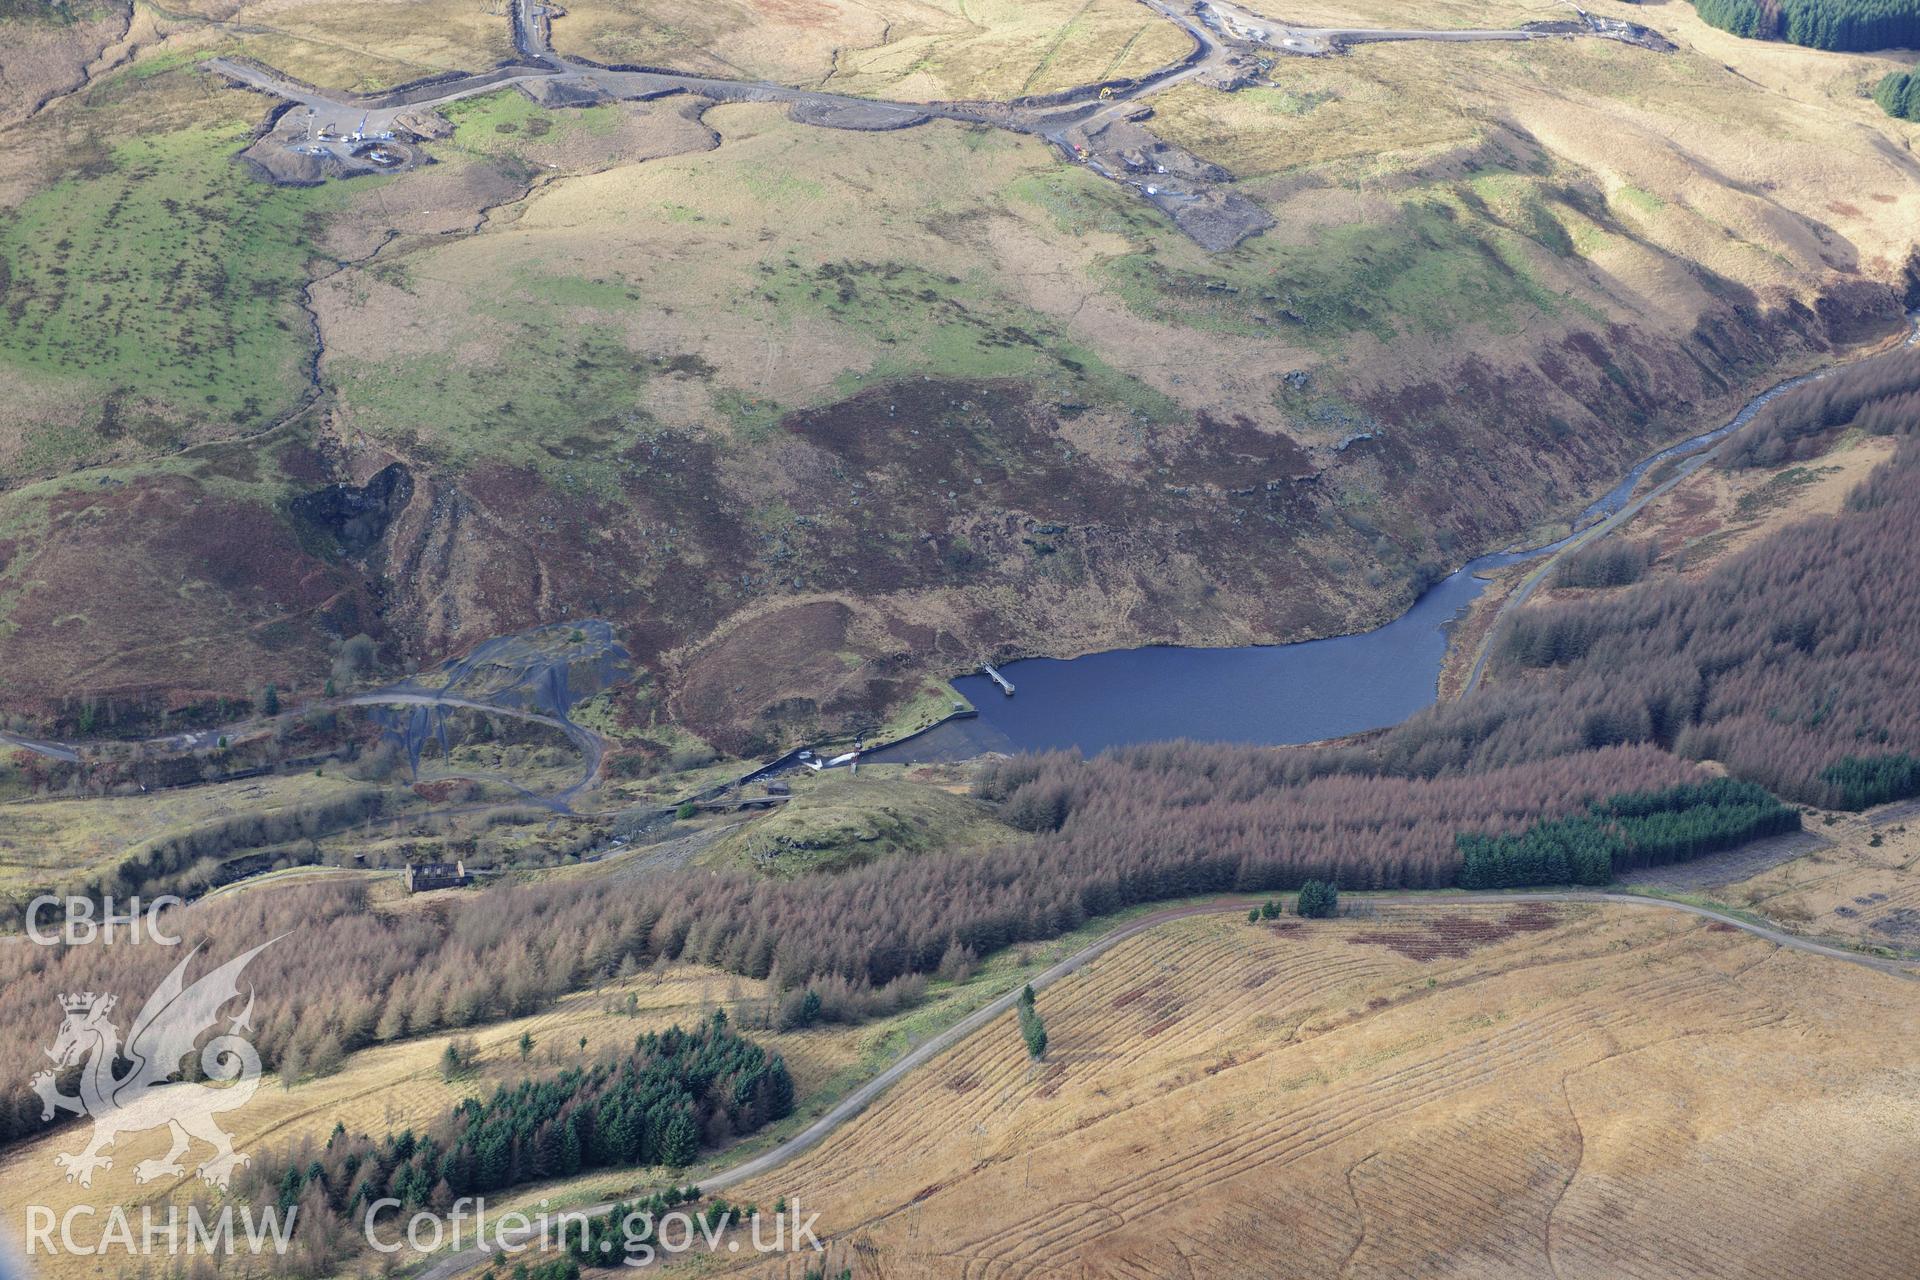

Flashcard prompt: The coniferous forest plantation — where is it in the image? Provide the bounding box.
[1693,0,1920,50]
[240,1014,792,1272]
[1876,68,1920,120]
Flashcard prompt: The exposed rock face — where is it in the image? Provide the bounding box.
[290,463,414,557]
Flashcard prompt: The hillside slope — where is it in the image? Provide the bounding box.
[0,0,1916,756]
[725,906,1920,1277]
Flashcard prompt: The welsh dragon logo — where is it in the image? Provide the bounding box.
[32,939,279,1189]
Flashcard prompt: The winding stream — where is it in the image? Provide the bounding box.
[871,315,1920,761]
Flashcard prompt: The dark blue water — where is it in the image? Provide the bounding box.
[949,563,1493,755]
[936,312,1920,757]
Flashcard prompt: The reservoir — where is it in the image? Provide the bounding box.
[870,313,1920,762]
[943,563,1495,755]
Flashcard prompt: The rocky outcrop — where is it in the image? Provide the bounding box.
[290,463,415,557]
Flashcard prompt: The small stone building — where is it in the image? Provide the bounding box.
[404,860,471,893]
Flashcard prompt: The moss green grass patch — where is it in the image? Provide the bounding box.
[440,91,623,154]
[751,257,1180,423]
[0,123,343,452]
[329,319,656,489]
[1100,196,1564,345]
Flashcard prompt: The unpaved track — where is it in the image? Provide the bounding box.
[204,57,937,133]
[0,730,79,763]
[342,689,606,809]
[1332,28,1552,40]
[407,887,1914,1279]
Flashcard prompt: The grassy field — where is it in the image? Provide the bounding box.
[0,886,1224,1280]
[437,88,626,152]
[706,903,1920,1277]
[0,835,1910,1277]
[131,0,1192,98]
[1098,186,1570,345]
[1006,153,1571,361]
[0,119,341,476]
[317,104,1184,483]
[1683,804,1920,955]
[0,958,862,1280]
[550,0,1193,99]
[699,772,1011,876]
[0,770,377,904]
[157,0,513,91]
[0,2,119,24]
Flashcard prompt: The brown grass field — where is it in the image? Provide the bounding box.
[549,0,1193,99]
[698,904,1920,1278]
[1713,804,1920,957]
[0,872,1916,1277]
[0,886,1174,1278]
[0,770,377,903]
[39,0,1194,98]
[160,0,515,89]
[699,771,1013,876]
